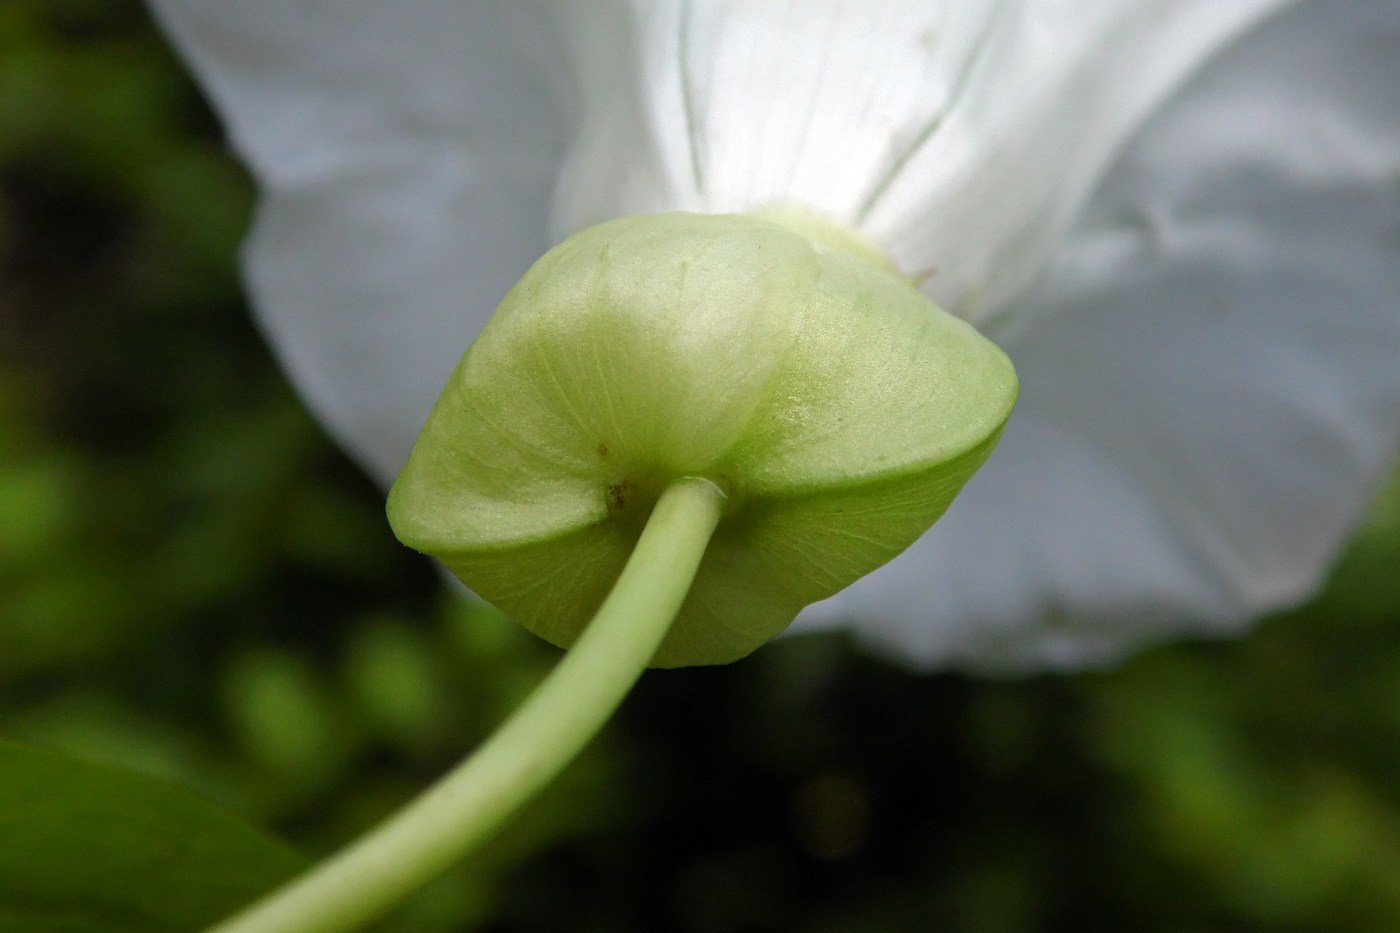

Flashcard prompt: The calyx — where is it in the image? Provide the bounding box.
[389,212,1017,666]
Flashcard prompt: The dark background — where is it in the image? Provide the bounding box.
[3,4,1400,930]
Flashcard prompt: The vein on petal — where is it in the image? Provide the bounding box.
[854,0,1011,225]
[679,0,706,195]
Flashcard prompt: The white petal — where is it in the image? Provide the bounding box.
[797,0,1400,670]
[554,0,1292,324]
[148,1,570,478]
[158,0,1399,673]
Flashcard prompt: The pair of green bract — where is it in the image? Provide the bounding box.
[390,209,1019,667]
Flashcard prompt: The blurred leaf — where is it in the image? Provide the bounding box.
[344,616,458,756]
[220,649,352,798]
[0,740,304,932]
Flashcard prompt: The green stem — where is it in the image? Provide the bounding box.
[211,477,727,933]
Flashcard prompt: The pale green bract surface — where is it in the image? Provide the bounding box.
[388,213,1016,667]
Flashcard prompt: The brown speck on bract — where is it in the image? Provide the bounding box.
[608,481,630,510]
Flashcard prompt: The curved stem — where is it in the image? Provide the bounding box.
[212,477,727,933]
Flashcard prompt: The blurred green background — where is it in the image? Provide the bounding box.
[3,3,1400,931]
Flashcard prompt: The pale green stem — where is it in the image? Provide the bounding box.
[211,477,727,933]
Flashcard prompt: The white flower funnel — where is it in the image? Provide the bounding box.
[149,0,1400,670]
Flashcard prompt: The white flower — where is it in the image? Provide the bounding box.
[149,1,1400,670]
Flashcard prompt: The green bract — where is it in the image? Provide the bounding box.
[388,212,1016,666]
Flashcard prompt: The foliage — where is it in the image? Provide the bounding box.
[0,741,304,932]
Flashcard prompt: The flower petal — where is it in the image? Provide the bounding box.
[148,1,570,478]
[796,0,1400,669]
[158,1,1398,672]
[554,0,1291,323]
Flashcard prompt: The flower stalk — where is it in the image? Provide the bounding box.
[212,477,727,933]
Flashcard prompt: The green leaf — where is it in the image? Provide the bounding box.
[389,212,1017,667]
[0,741,305,932]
